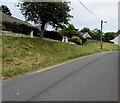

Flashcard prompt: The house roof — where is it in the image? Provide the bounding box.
[80,32,91,38]
[34,25,41,29]
[110,34,120,46]
[0,12,32,27]
[115,30,120,37]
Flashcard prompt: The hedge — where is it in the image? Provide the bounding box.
[44,31,63,41]
[2,21,63,41]
[2,21,39,35]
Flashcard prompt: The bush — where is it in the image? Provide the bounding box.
[79,37,86,44]
[44,31,63,41]
[2,21,39,35]
[77,34,86,44]
[72,36,82,45]
[103,32,115,41]
[2,21,12,31]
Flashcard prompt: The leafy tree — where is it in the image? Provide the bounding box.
[104,32,115,41]
[1,5,12,16]
[80,27,90,33]
[67,24,75,30]
[59,24,79,38]
[88,31,95,38]
[93,28,102,34]
[91,28,102,39]
[18,2,72,38]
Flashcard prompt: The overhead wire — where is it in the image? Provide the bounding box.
[76,0,117,30]
[76,0,101,21]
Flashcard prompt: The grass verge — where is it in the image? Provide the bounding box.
[1,35,120,79]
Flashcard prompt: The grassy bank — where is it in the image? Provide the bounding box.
[2,35,120,79]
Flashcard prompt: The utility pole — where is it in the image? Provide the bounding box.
[100,20,103,50]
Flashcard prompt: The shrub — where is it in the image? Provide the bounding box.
[44,31,63,41]
[81,38,86,44]
[2,21,12,31]
[72,36,82,45]
[18,23,31,34]
[2,21,39,35]
[77,34,86,44]
[103,32,115,41]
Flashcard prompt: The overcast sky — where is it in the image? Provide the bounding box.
[1,0,119,32]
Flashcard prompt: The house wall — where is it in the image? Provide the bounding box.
[113,35,120,46]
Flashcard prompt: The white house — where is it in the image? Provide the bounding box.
[110,35,120,46]
[110,30,120,46]
[80,32,91,39]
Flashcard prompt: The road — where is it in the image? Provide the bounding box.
[2,51,119,101]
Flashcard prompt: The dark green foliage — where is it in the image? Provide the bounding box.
[80,27,90,33]
[80,27,93,42]
[2,21,63,40]
[10,22,19,33]
[77,34,86,44]
[1,5,12,16]
[18,2,72,37]
[59,24,80,38]
[2,21,12,31]
[18,24,30,34]
[89,29,115,41]
[80,27,102,40]
[88,28,102,40]
[67,24,76,30]
[59,24,87,44]
[2,21,39,35]
[44,31,63,41]
[103,32,115,41]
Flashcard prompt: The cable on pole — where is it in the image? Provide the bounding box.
[76,0,101,21]
[76,0,117,30]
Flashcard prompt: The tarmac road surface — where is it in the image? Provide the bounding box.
[2,51,119,101]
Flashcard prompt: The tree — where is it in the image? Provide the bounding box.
[93,28,102,34]
[91,28,102,39]
[104,32,115,41]
[59,24,79,38]
[67,24,75,30]
[80,27,90,33]
[18,2,72,38]
[1,5,12,16]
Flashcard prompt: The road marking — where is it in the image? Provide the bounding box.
[35,51,111,74]
[36,56,85,73]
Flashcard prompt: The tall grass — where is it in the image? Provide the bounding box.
[2,35,120,79]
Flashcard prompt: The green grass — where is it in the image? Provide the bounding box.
[1,35,120,79]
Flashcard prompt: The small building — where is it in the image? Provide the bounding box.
[80,32,91,39]
[110,30,120,46]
